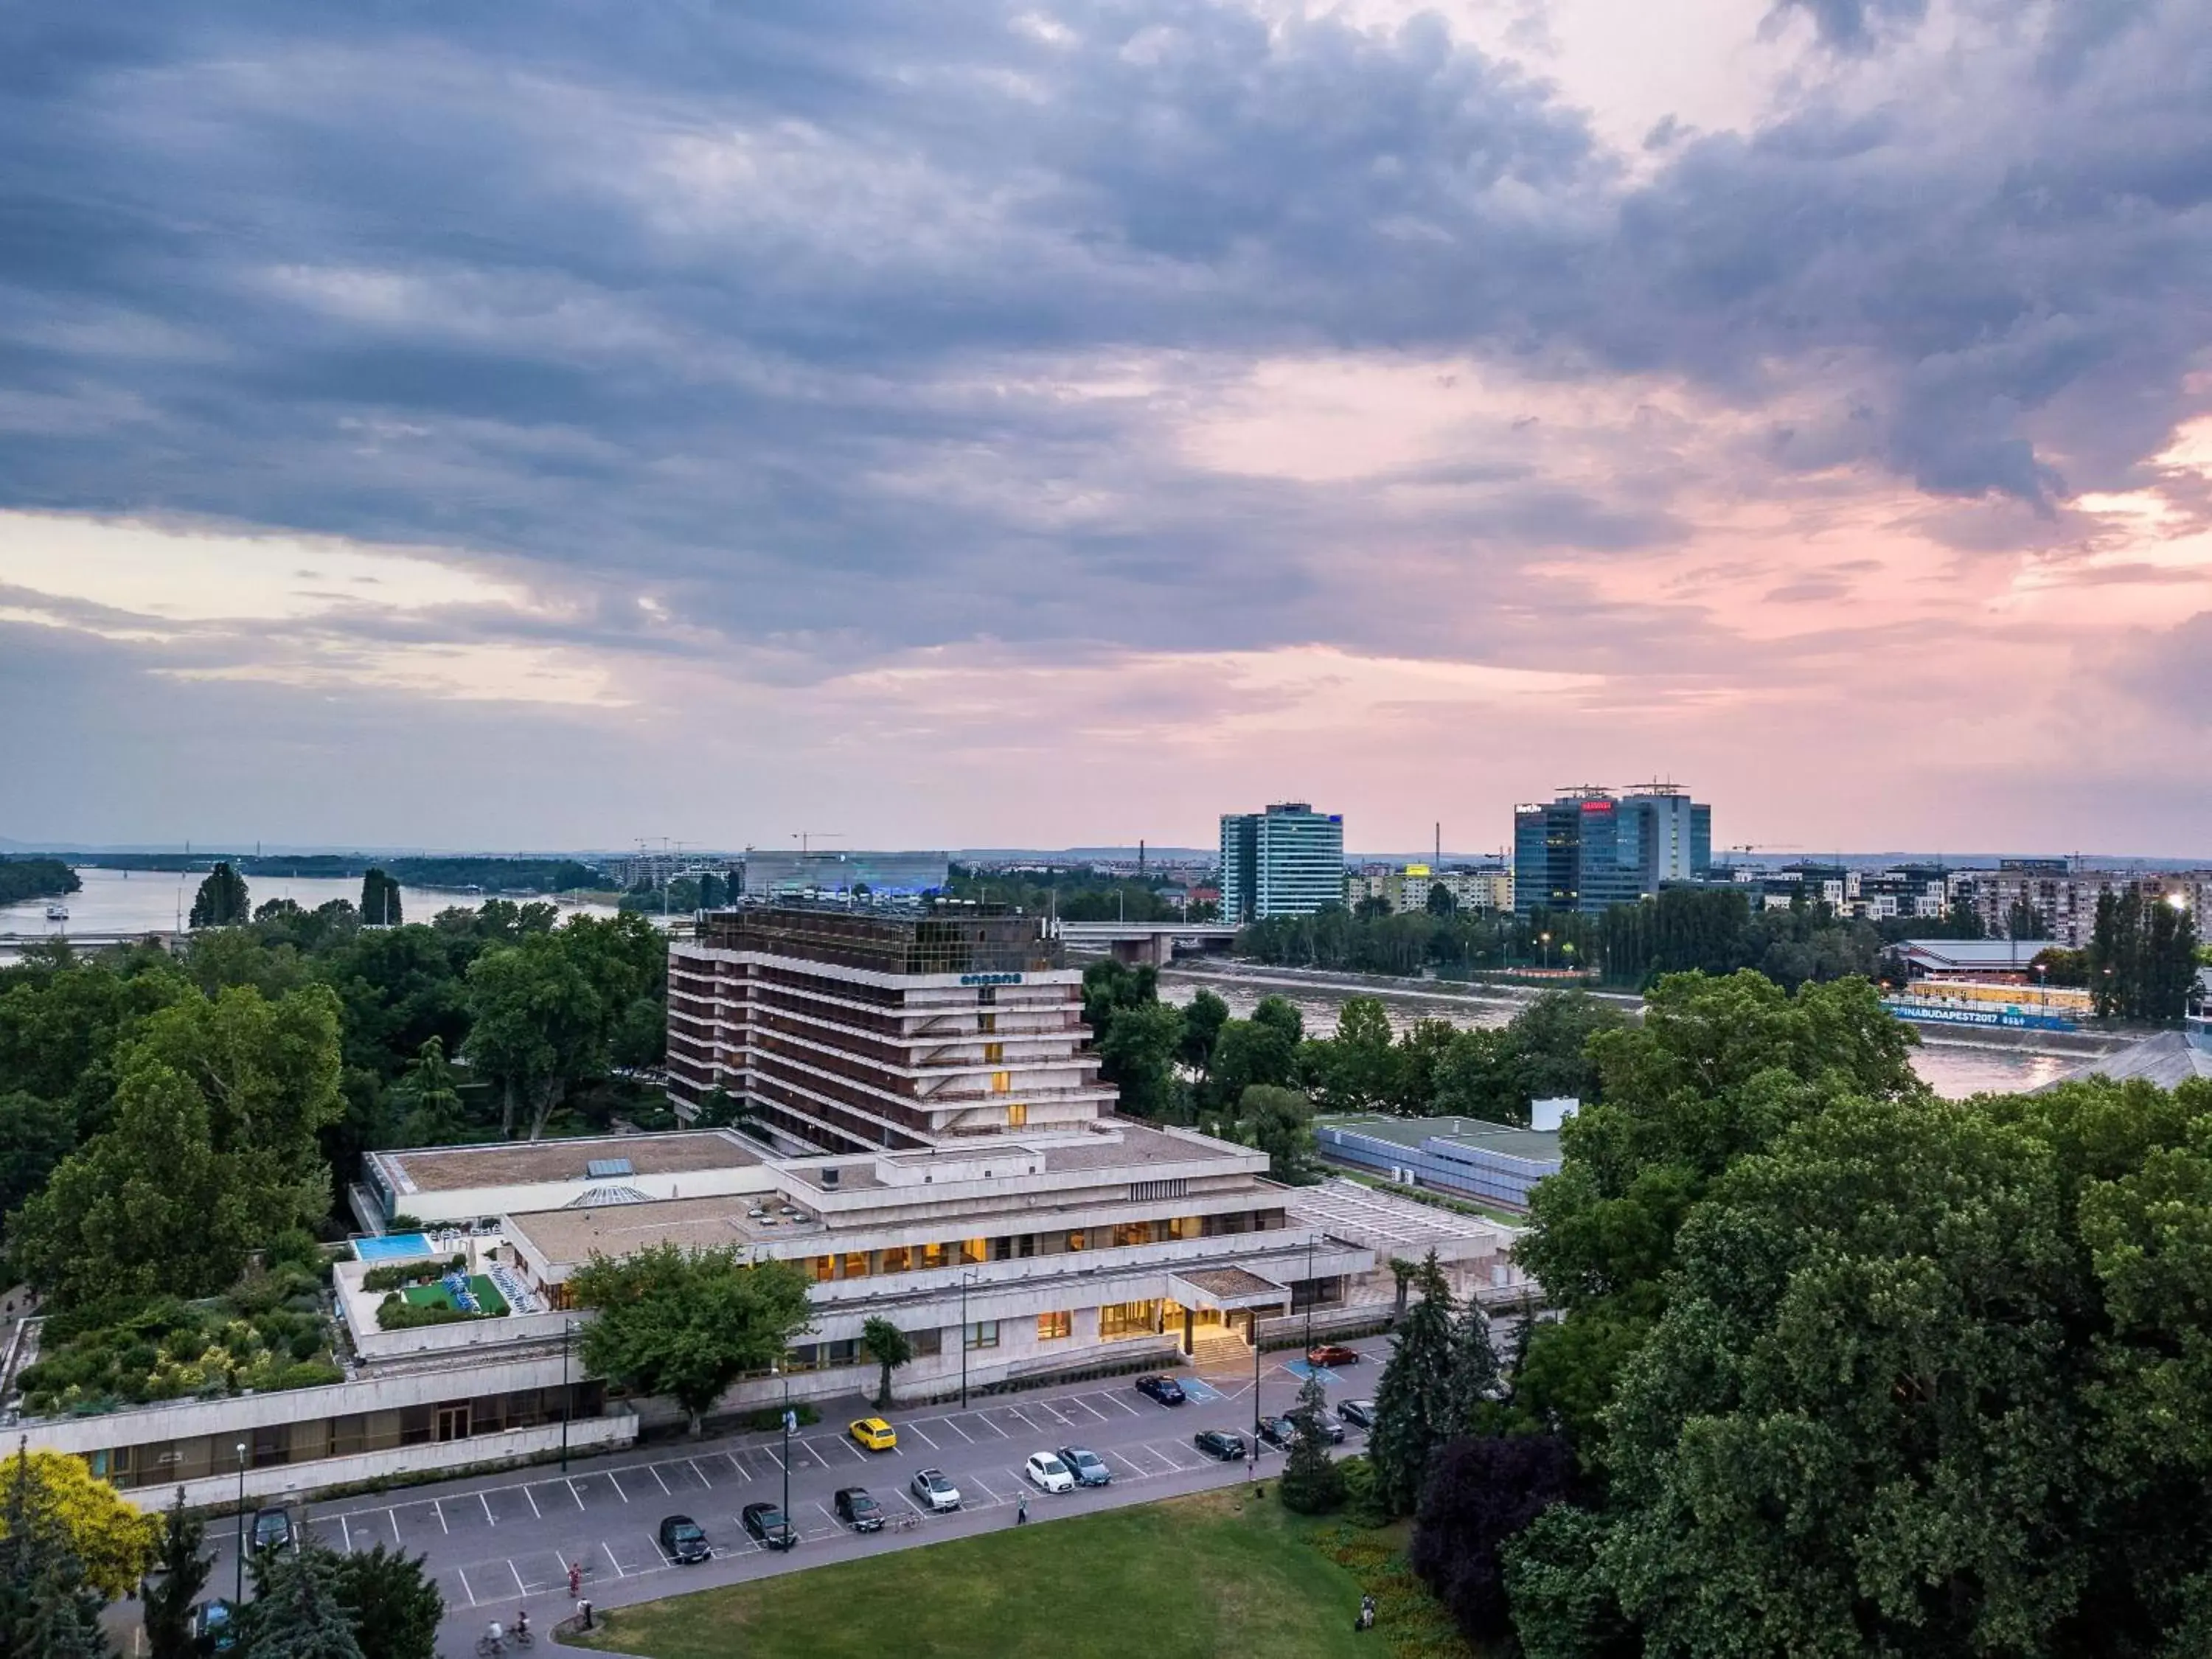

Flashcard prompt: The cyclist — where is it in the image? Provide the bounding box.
[513,1607,532,1644]
[483,1618,504,1654]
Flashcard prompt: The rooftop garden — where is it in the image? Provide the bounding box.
[366,1257,512,1329]
[15,1264,343,1416]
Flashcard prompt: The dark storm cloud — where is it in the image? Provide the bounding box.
[0,0,2207,669]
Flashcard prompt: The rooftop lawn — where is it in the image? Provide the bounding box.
[568,1490,1421,1659]
[399,1274,509,1315]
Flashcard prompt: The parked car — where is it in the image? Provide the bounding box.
[1134,1374,1187,1405]
[911,1467,963,1512]
[1269,1411,1346,1444]
[1306,1343,1362,1368]
[1023,1452,1076,1494]
[1337,1398,1378,1430]
[657,1514,712,1564]
[833,1486,885,1531]
[1193,1428,1248,1461]
[189,1600,238,1653]
[1057,1446,1112,1487]
[849,1416,898,1453]
[249,1508,291,1555]
[741,1502,796,1551]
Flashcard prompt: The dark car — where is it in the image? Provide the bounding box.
[1336,1398,1378,1430]
[657,1514,711,1564]
[1134,1374,1187,1406]
[1306,1343,1362,1368]
[249,1508,291,1555]
[1057,1446,1112,1487]
[834,1486,885,1531]
[741,1502,796,1551]
[1193,1428,1248,1461]
[189,1601,238,1653]
[1259,1412,1343,1444]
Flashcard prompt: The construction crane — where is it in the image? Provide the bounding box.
[791,832,844,857]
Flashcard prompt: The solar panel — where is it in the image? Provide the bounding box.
[585,1157,634,1178]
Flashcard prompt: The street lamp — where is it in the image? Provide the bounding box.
[559,1318,577,1475]
[1539,931,1551,973]
[234,1441,248,1607]
[958,1267,981,1410]
[780,1368,794,1545]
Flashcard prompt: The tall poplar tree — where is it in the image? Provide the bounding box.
[1366,1251,1458,1515]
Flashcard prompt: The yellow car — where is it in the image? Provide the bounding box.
[849,1417,897,1453]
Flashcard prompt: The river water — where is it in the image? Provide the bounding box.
[1158,969,2084,1102]
[0,865,620,942]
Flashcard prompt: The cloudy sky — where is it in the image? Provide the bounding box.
[3,0,2209,855]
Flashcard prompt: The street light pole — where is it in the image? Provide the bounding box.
[781,1371,793,1543]
[1251,1314,1262,1442]
[1304,1236,1317,1355]
[560,1319,574,1475]
[234,1441,247,1607]
[959,1269,976,1410]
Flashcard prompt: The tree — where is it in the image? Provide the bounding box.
[1512,970,1921,1450]
[462,931,604,1138]
[1096,1001,1188,1121]
[237,1545,364,1659]
[188,863,251,929]
[1177,989,1230,1073]
[1312,996,1396,1110]
[0,1090,74,1245]
[1237,1085,1318,1183]
[139,1490,207,1659]
[0,1450,157,1601]
[389,1037,470,1148]
[1365,1252,1458,1515]
[1205,1017,1297,1113]
[2006,895,2045,939]
[1427,882,1458,917]
[326,1544,442,1659]
[358,869,403,928]
[1278,1368,1346,1514]
[571,1242,813,1435]
[1411,1433,1577,1644]
[1444,1298,1501,1432]
[861,1316,914,1409]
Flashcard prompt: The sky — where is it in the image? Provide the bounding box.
[2,0,2210,857]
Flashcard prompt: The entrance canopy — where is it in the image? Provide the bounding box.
[1169,1266,1290,1312]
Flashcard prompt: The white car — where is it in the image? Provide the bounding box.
[1023,1452,1076,1494]
[911,1467,962,1512]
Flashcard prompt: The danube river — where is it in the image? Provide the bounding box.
[0,864,620,939]
[1158,968,2083,1101]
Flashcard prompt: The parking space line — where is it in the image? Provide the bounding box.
[1005,1405,1039,1431]
[1067,1395,1109,1421]
[647,1463,671,1495]
[689,1458,711,1488]
[814,1500,838,1528]
[727,1453,754,1481]
[936,1417,974,1444]
[602,1541,626,1579]
[509,1560,528,1596]
[762,1445,785,1471]
[607,1470,630,1502]
[1150,1441,1198,1470]
[564,1478,586,1511]
[973,1413,1011,1439]
[1103,1391,1143,1416]
[894,1487,930,1517]
[523,1485,541,1520]
[456,1567,476,1607]
[1104,1451,1152,1481]
[481,1492,496,1526]
[1033,1399,1072,1425]
[968,1474,1002,1501]
[905,1421,939,1449]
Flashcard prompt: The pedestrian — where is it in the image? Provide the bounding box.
[1016,1492,1029,1525]
[568,1561,582,1599]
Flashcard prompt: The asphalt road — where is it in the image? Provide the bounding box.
[197,1332,1391,1656]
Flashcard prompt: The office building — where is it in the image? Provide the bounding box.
[1219,803,1345,922]
[1315,1115,1562,1212]
[9,903,1532,1510]
[737,849,950,900]
[1346,863,1512,915]
[1513,786,1710,916]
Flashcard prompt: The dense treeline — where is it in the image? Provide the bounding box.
[1081,959,1624,1180]
[1243,883,2003,993]
[2087,886,2202,1018]
[950,863,1217,922]
[78,852,609,891]
[1330,968,2212,1658]
[0,858,80,907]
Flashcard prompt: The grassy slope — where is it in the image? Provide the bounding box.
[569,1490,1379,1659]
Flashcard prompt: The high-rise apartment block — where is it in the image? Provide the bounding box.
[1219,802,1345,922]
[1513,785,1712,916]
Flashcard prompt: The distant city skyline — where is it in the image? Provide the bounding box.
[3,4,2208,852]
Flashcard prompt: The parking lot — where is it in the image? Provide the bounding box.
[196,1334,1389,1649]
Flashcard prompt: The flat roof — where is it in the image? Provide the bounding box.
[376,1130,765,1194]
[1318,1114,1561,1163]
[1287,1178,1517,1254]
[506,1192,822,1266]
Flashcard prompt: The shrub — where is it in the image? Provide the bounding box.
[740,1402,821,1433]
[374,1293,489,1331]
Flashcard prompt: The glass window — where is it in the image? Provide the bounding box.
[841,1252,871,1279]
[1006,1103,1028,1127]
[1037,1311,1071,1340]
[964,1321,1001,1351]
[983,1043,1005,1064]
[809,1256,835,1282]
[1065,1230,1086,1251]
[978,1012,997,1033]
[1099,1300,1159,1338]
[990,1071,1012,1093]
[880,1245,911,1274]
[960,1237,987,1265]
[921,1242,948,1270]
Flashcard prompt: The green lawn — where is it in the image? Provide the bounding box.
[568,1490,1380,1659]
[400,1274,509,1315]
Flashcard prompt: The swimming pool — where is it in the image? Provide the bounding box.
[353,1232,437,1262]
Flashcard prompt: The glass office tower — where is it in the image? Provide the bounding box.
[1219,803,1346,922]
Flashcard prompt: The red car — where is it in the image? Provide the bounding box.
[1306,1343,1362,1368]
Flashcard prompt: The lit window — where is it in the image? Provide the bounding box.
[983,1042,1005,1064]
[1037,1311,1071,1340]
[990,1071,1012,1093]
[1006,1103,1028,1127]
